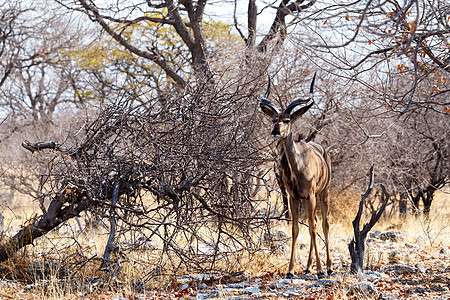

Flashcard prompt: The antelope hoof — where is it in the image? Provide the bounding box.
[327,269,333,276]
[317,271,326,279]
[286,272,294,279]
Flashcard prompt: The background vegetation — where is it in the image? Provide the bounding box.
[0,0,448,297]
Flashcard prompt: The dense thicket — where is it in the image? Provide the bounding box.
[0,0,448,278]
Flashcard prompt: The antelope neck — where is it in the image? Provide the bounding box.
[280,132,305,175]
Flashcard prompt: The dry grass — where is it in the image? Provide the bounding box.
[0,187,448,299]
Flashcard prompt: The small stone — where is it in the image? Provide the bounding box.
[196,290,219,300]
[299,273,318,280]
[435,259,446,268]
[227,281,247,288]
[405,242,418,248]
[264,292,278,297]
[439,247,449,255]
[364,270,389,281]
[380,231,406,242]
[290,278,307,287]
[415,263,426,273]
[369,229,381,239]
[308,279,336,289]
[388,250,406,264]
[282,288,304,297]
[181,283,189,291]
[383,264,417,274]
[348,281,377,296]
[268,281,286,289]
[278,278,307,287]
[415,286,426,293]
[243,286,260,294]
[366,237,379,244]
[379,292,399,300]
[385,243,397,249]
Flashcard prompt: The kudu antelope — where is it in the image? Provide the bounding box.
[260,74,332,278]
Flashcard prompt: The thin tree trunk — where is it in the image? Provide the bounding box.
[349,165,389,274]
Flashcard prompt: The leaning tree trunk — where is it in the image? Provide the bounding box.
[0,141,127,264]
[0,188,89,262]
[349,165,389,274]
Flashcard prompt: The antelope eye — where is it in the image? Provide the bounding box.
[283,119,290,124]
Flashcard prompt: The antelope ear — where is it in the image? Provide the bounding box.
[290,101,314,121]
[260,99,279,117]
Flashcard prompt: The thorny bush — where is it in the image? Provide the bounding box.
[0,78,283,279]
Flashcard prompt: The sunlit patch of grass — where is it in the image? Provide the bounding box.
[0,185,447,298]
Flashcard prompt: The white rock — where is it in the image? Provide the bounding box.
[243,286,261,294]
[197,243,215,255]
[415,263,426,273]
[282,288,304,297]
[290,278,307,287]
[435,259,446,268]
[405,242,418,248]
[364,271,389,281]
[385,243,397,249]
[380,231,406,242]
[268,281,285,289]
[383,264,417,274]
[227,281,247,288]
[278,278,307,287]
[308,279,336,288]
[264,292,278,297]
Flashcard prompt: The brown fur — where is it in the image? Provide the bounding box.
[260,93,332,277]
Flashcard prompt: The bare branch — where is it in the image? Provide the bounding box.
[257,0,317,52]
[22,140,71,154]
[77,0,187,88]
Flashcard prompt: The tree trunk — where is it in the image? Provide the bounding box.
[399,192,408,217]
[0,190,89,263]
[349,165,389,274]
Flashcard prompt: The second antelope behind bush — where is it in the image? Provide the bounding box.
[260,74,332,278]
